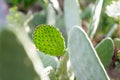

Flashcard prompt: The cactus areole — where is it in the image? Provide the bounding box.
[33,24,66,56]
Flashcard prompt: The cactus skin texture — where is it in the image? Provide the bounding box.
[68,26,110,80]
[33,24,66,56]
[96,37,114,69]
[64,0,80,33]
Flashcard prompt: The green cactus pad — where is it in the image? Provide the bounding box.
[33,25,66,56]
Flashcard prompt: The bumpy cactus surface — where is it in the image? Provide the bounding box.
[33,25,66,56]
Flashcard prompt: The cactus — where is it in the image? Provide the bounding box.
[0,29,40,80]
[88,0,103,39]
[56,52,69,80]
[95,37,114,69]
[2,0,119,79]
[2,7,50,80]
[64,0,81,33]
[38,52,58,69]
[68,26,110,80]
[33,25,66,56]
[46,3,56,25]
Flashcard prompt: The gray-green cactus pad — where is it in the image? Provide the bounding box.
[68,26,110,80]
[33,25,66,56]
[96,37,114,69]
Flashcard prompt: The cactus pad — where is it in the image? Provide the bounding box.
[33,25,66,56]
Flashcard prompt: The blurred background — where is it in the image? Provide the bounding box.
[0,0,120,80]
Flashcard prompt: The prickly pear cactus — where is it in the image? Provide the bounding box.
[0,29,40,80]
[95,37,114,69]
[33,24,66,56]
[68,26,110,80]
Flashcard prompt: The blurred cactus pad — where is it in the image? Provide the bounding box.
[0,29,40,80]
[33,25,66,56]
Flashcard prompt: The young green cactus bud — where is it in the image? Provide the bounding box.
[33,24,66,56]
